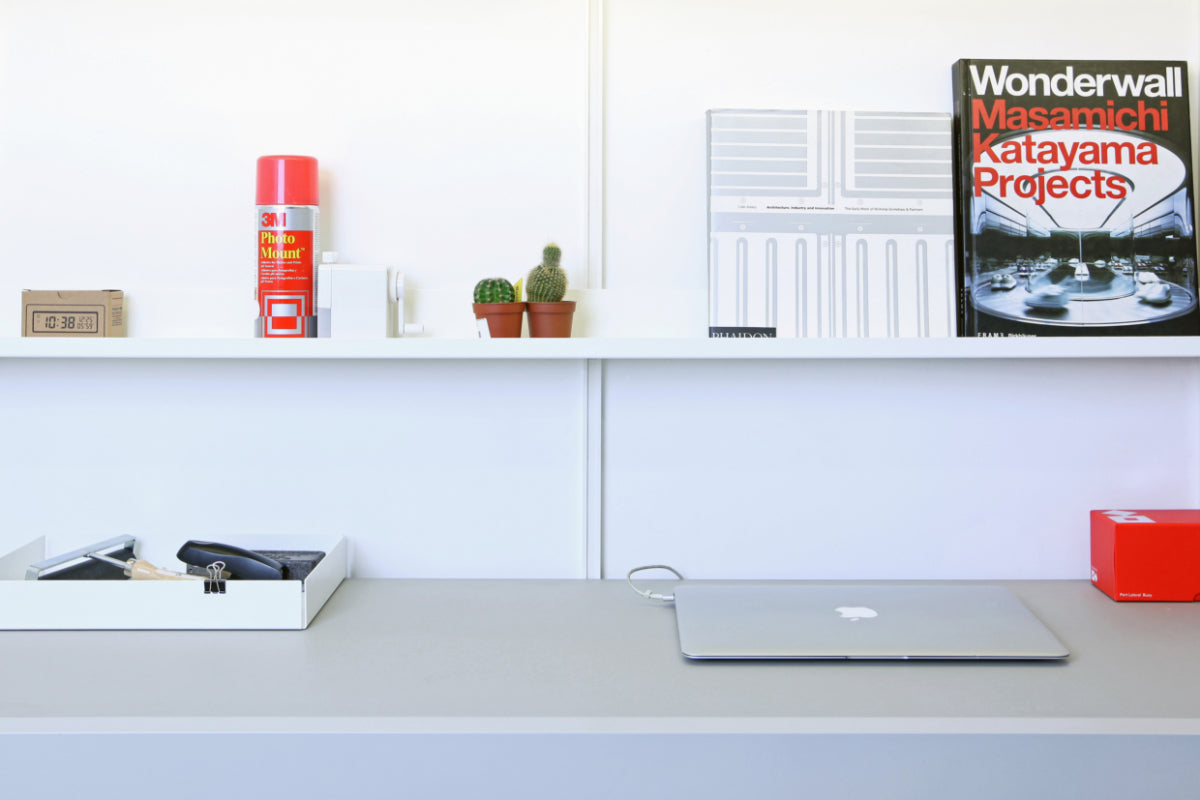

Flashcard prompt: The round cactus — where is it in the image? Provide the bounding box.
[473,277,516,304]
[526,243,567,303]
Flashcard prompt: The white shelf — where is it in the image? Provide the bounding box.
[3,336,1200,360]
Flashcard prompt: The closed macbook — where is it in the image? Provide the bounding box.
[673,583,1069,660]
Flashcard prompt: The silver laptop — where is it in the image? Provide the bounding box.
[673,583,1069,660]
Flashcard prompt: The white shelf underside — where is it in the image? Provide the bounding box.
[4,336,1200,360]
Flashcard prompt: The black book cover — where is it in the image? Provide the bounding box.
[952,59,1199,336]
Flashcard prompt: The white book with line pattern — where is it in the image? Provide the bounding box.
[708,109,957,338]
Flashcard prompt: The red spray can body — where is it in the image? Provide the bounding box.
[256,155,319,337]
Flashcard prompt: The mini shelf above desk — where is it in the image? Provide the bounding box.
[1,579,1197,798]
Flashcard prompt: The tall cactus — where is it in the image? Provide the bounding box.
[473,277,516,304]
[526,243,567,303]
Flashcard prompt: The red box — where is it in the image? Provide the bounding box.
[1090,510,1200,601]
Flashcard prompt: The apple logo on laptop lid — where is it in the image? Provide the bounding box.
[835,606,878,622]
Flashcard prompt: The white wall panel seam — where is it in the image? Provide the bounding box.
[585,359,605,578]
[587,0,607,291]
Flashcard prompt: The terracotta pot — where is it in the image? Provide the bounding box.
[526,301,576,338]
[473,301,526,338]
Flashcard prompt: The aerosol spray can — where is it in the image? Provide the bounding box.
[256,155,319,337]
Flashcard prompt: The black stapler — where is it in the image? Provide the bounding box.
[176,541,287,580]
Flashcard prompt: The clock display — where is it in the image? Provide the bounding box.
[30,310,100,334]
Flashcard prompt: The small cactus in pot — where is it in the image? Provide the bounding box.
[472,277,524,338]
[525,242,576,337]
[526,243,567,303]
[473,277,516,305]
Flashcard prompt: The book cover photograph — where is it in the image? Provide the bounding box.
[708,109,957,338]
[952,59,1199,336]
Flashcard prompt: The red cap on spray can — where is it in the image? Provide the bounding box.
[256,155,319,206]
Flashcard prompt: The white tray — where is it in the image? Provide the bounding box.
[0,534,346,630]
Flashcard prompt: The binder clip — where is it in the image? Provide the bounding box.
[204,561,227,595]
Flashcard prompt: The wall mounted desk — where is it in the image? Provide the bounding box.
[1,579,1197,798]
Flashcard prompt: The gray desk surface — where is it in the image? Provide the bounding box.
[1,579,1198,734]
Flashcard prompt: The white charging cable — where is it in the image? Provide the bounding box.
[626,564,684,603]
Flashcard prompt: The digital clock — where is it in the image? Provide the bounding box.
[21,291,123,337]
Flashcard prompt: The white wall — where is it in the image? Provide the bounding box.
[603,357,1200,579]
[603,0,1200,314]
[598,0,1200,578]
[0,0,589,338]
[1,0,1198,579]
[0,358,589,578]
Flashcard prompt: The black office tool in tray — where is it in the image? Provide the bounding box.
[176,541,287,580]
